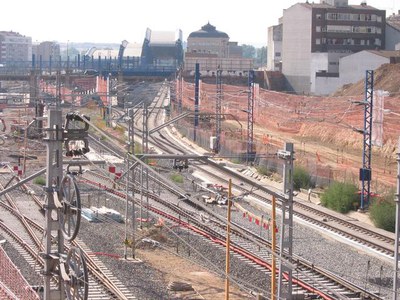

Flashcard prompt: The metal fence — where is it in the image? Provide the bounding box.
[0,246,40,299]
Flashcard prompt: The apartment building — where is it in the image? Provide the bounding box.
[32,41,60,62]
[280,0,385,95]
[0,31,32,66]
[267,23,283,71]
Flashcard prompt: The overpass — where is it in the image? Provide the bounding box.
[0,54,179,80]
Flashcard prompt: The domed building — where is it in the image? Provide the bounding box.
[184,22,253,75]
[187,22,230,58]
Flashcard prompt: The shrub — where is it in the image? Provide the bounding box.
[257,165,274,177]
[369,191,396,232]
[293,166,314,190]
[33,176,46,186]
[320,182,359,213]
[170,173,184,183]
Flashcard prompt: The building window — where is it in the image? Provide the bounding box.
[316,26,321,32]
[316,39,321,45]
[275,52,281,57]
[316,14,322,19]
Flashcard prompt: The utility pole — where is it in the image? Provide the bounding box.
[225,179,232,300]
[43,109,65,299]
[216,67,222,153]
[247,70,255,164]
[360,70,374,210]
[271,195,277,300]
[124,155,131,259]
[393,137,400,300]
[177,67,183,114]
[56,70,61,108]
[194,63,200,142]
[127,108,136,258]
[42,111,90,299]
[30,55,43,135]
[107,73,112,127]
[277,142,294,299]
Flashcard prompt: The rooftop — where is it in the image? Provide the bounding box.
[188,22,229,39]
[300,1,380,10]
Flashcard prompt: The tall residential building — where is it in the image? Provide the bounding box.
[281,0,385,95]
[184,22,253,74]
[32,41,60,62]
[267,22,283,71]
[0,31,32,65]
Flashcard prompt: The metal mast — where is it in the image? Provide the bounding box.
[216,68,222,153]
[247,70,255,163]
[43,109,65,299]
[178,67,183,114]
[194,63,200,142]
[277,143,294,299]
[394,137,400,300]
[360,70,374,210]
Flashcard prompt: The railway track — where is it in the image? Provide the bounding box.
[142,96,396,258]
[137,89,395,259]
[81,82,393,298]
[0,173,139,299]
[187,162,395,258]
[79,166,382,299]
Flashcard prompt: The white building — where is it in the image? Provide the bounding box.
[0,31,32,65]
[267,23,282,71]
[339,50,400,87]
[386,12,400,50]
[280,0,386,95]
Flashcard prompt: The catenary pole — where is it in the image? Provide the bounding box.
[393,137,400,300]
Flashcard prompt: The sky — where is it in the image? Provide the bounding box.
[2,0,399,47]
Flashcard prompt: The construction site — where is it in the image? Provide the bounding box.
[174,63,400,196]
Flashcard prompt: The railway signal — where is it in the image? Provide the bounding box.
[63,112,90,157]
[173,158,189,171]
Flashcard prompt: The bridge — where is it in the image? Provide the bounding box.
[0,54,180,80]
[0,29,184,80]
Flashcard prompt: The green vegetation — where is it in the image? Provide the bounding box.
[170,173,184,183]
[293,166,314,190]
[33,176,46,186]
[257,165,276,177]
[369,191,396,232]
[320,182,359,213]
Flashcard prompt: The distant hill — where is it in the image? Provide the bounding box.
[333,63,400,97]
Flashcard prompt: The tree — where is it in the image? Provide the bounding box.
[241,45,267,68]
[255,47,267,68]
[241,44,256,59]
